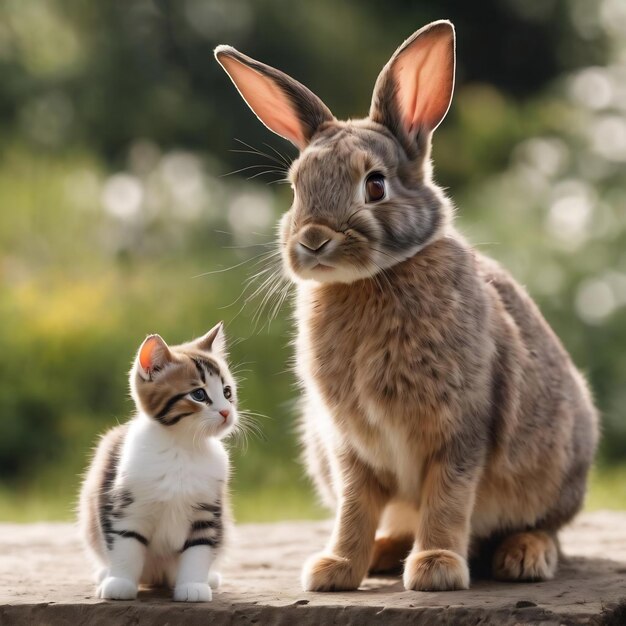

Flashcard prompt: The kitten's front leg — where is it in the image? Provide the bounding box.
[302,453,389,591]
[98,529,149,600]
[173,502,223,602]
[174,546,215,602]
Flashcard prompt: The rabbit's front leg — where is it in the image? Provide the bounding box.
[403,455,479,591]
[302,454,389,591]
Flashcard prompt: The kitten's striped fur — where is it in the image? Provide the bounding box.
[79,323,236,602]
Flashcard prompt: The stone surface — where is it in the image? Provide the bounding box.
[1,512,625,625]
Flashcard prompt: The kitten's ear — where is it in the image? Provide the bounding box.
[195,321,226,354]
[136,334,172,379]
[215,45,334,149]
[370,20,455,149]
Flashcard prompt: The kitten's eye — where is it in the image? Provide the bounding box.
[223,386,232,400]
[190,388,208,402]
[365,173,386,203]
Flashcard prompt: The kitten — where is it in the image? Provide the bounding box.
[78,322,237,602]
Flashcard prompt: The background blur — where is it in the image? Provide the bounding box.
[0,0,624,522]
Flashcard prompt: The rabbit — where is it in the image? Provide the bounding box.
[215,20,599,592]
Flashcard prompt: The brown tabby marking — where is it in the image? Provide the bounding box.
[136,351,230,428]
[80,424,128,562]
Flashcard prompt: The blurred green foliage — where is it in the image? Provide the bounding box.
[0,0,625,521]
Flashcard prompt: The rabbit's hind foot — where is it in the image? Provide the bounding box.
[492,530,558,581]
[368,535,413,575]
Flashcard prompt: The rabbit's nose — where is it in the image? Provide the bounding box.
[298,225,333,253]
[299,238,330,253]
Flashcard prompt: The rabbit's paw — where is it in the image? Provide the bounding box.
[403,549,469,591]
[493,531,557,581]
[369,535,413,575]
[301,553,362,591]
[173,582,212,602]
[97,576,138,600]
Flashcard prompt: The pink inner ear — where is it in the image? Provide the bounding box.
[219,55,307,149]
[393,27,455,135]
[139,337,159,371]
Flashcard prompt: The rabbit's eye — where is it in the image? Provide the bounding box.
[365,173,386,203]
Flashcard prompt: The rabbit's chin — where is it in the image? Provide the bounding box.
[292,263,377,285]
[287,245,429,285]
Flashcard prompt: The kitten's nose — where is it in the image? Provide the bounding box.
[219,409,230,419]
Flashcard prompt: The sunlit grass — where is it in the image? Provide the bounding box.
[1,464,624,524]
[232,482,327,522]
[0,147,624,531]
[0,454,328,523]
[0,488,74,523]
[586,464,626,511]
[0,483,326,524]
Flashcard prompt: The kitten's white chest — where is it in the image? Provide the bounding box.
[143,445,224,502]
[151,455,223,556]
[118,417,227,554]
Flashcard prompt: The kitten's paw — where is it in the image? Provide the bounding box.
[208,571,221,590]
[403,549,469,591]
[493,531,558,581]
[173,582,212,602]
[301,552,362,591]
[95,567,109,584]
[97,576,138,600]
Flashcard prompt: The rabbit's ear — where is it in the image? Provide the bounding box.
[370,21,455,145]
[215,46,334,150]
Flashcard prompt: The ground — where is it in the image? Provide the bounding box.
[1,512,625,625]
